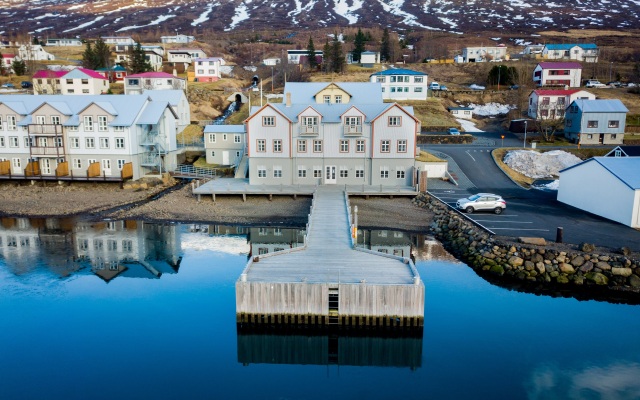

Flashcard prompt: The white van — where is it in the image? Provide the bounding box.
[429,82,440,90]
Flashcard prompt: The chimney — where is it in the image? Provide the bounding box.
[286,92,291,107]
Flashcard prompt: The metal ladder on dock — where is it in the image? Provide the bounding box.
[328,288,339,325]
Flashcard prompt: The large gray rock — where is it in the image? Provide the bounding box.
[571,256,585,267]
[580,242,595,252]
[579,261,594,273]
[519,237,546,246]
[560,263,575,274]
[629,274,640,288]
[509,256,524,267]
[596,261,612,271]
[612,267,633,277]
[586,272,609,285]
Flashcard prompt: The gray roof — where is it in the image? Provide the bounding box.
[571,99,629,113]
[136,102,173,125]
[561,157,640,190]
[0,94,153,127]
[257,102,414,123]
[204,125,245,133]
[144,90,185,107]
[283,82,383,105]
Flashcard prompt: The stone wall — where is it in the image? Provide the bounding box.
[412,193,640,296]
[417,134,474,145]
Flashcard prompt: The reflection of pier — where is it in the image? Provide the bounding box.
[238,327,422,369]
[236,187,424,328]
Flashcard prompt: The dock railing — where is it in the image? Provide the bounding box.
[344,192,421,285]
[239,187,317,282]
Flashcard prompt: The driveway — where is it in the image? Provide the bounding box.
[422,139,640,251]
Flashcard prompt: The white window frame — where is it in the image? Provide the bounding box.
[273,167,282,178]
[70,137,79,148]
[84,116,93,131]
[99,137,109,149]
[86,137,95,149]
[98,116,108,132]
[115,138,125,149]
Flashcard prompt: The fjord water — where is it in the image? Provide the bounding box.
[1,221,639,400]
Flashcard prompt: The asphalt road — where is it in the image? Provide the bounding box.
[422,134,640,251]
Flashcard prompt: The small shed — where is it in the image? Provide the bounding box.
[360,51,380,68]
[558,157,640,228]
[448,106,474,120]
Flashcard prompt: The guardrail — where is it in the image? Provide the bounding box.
[171,164,218,178]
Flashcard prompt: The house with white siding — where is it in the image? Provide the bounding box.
[160,34,195,44]
[32,68,109,95]
[564,99,628,145]
[542,44,599,63]
[124,72,186,95]
[244,82,420,186]
[204,125,245,166]
[194,57,224,82]
[46,38,82,47]
[369,69,429,101]
[558,157,640,228]
[167,48,207,67]
[0,91,188,181]
[462,44,508,62]
[18,44,55,61]
[527,89,595,119]
[533,62,583,87]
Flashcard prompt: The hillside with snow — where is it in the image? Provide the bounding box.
[0,0,637,36]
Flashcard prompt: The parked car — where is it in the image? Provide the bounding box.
[456,193,506,214]
[585,80,607,88]
[1,83,15,89]
[20,81,32,88]
[606,81,622,88]
[509,85,520,90]
[448,128,460,135]
[439,85,448,91]
[429,82,440,90]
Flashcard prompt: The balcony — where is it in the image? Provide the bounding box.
[28,124,63,136]
[299,124,319,135]
[30,146,65,156]
[343,125,363,136]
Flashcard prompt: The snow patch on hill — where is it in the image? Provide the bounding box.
[470,102,515,116]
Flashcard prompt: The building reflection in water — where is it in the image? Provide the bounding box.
[0,217,181,282]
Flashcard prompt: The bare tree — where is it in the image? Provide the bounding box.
[530,100,567,142]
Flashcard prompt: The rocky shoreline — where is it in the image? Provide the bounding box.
[412,193,640,301]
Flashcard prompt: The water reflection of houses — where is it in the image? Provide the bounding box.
[237,329,422,369]
[356,229,413,258]
[248,227,305,256]
[0,218,181,281]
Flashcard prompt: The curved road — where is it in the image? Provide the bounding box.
[421,131,640,251]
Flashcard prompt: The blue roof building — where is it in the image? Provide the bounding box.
[369,69,429,101]
[564,99,628,145]
[542,43,599,63]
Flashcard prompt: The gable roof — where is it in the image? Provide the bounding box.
[64,68,107,80]
[538,62,583,69]
[128,72,179,79]
[560,157,640,190]
[604,146,640,157]
[313,82,353,99]
[370,68,428,76]
[284,82,383,105]
[33,70,66,79]
[136,101,176,125]
[545,43,598,50]
[570,99,628,113]
[252,102,413,124]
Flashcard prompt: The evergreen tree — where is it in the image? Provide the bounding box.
[81,42,99,69]
[11,59,27,76]
[306,36,318,69]
[488,65,518,86]
[0,61,5,76]
[330,33,345,73]
[380,28,391,62]
[322,39,332,73]
[93,39,111,70]
[128,42,152,73]
[352,28,366,63]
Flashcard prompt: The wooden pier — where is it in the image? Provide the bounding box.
[236,186,425,328]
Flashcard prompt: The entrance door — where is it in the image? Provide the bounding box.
[222,151,230,165]
[102,159,111,176]
[41,158,51,175]
[325,165,337,184]
[599,134,604,144]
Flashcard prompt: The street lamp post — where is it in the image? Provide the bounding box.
[523,121,528,148]
[271,66,274,92]
[609,62,613,82]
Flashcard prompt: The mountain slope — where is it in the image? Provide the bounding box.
[0,0,637,36]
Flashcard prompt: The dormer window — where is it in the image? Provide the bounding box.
[323,95,331,104]
[335,95,342,104]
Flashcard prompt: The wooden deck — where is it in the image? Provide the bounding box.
[236,186,425,328]
[193,178,418,199]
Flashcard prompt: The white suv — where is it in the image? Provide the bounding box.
[456,193,506,214]
[585,80,607,88]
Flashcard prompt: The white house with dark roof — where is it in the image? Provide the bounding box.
[558,157,640,228]
[0,91,187,181]
[194,57,224,82]
[533,62,583,87]
[244,82,420,186]
[369,68,429,100]
[448,106,474,120]
[167,48,207,66]
[564,99,628,145]
[160,34,195,44]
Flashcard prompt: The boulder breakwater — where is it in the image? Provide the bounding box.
[412,193,640,300]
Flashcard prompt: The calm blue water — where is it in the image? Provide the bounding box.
[1,221,639,400]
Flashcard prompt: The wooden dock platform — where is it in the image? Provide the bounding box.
[236,186,425,328]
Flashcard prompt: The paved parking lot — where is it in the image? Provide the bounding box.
[424,142,640,251]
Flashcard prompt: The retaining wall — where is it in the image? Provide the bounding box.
[413,193,640,296]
